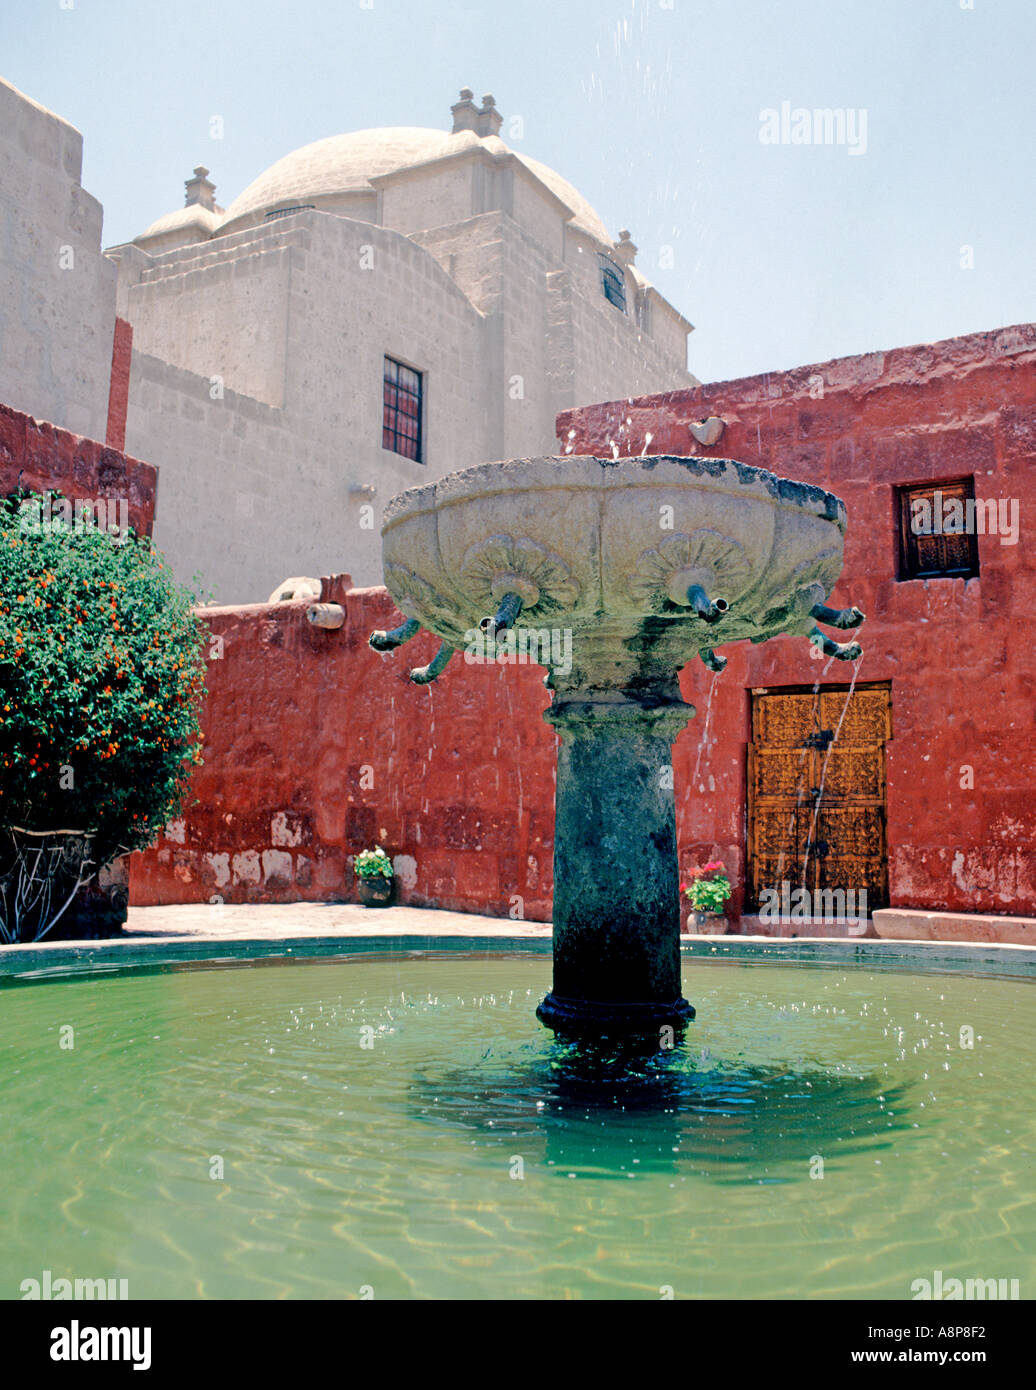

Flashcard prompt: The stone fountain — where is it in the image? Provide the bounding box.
[370,456,863,1041]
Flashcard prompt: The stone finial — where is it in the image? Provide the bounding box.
[477,93,503,138]
[451,88,481,134]
[613,229,638,266]
[184,166,216,210]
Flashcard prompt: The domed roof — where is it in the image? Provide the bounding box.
[133,167,223,249]
[513,152,611,245]
[222,127,465,225]
[220,124,612,244]
[136,203,222,244]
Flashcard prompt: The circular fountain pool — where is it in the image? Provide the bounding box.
[1,949,1033,1300]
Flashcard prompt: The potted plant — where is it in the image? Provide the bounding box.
[354,844,394,906]
[681,861,732,934]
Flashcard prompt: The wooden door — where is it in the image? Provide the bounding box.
[747,683,892,914]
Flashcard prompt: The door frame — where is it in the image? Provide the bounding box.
[745,680,893,916]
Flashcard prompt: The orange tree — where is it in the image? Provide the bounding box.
[0,492,207,939]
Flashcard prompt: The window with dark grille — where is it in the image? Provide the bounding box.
[382,357,423,462]
[264,205,315,221]
[897,477,980,580]
[599,254,627,312]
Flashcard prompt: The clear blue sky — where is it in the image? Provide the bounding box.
[3,0,1033,384]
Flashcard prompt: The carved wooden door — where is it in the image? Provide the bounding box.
[747,683,892,914]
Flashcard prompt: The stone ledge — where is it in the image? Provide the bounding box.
[731,915,876,939]
[872,908,1036,945]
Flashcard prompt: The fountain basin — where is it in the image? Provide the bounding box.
[381,455,850,688]
[1,941,1033,1300]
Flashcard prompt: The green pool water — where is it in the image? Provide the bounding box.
[1,953,1032,1300]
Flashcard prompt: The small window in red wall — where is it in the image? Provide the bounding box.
[382,357,423,462]
[897,478,980,580]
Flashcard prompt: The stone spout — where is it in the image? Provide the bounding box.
[479,591,523,641]
[700,648,727,673]
[410,640,455,684]
[686,585,729,624]
[810,626,863,661]
[369,617,421,651]
[810,601,865,630]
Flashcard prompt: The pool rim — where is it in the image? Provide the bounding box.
[1,933,1034,987]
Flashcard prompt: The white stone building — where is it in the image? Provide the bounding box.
[2,79,697,601]
[0,77,118,442]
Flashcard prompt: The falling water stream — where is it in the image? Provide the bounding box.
[773,655,836,889]
[691,669,719,793]
[800,656,864,892]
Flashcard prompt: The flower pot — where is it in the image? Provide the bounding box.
[357,875,394,907]
[692,910,728,935]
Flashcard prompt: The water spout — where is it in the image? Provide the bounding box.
[809,626,863,661]
[699,648,727,673]
[410,641,456,685]
[370,617,422,651]
[810,602,865,631]
[686,585,729,624]
[479,592,523,641]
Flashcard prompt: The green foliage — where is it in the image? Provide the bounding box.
[0,493,207,868]
[354,845,394,879]
[681,861,732,914]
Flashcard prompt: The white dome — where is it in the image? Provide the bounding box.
[135,203,221,245]
[513,152,611,245]
[219,125,613,243]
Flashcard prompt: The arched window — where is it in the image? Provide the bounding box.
[598,254,627,312]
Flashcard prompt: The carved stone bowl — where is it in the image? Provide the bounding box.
[380,455,852,690]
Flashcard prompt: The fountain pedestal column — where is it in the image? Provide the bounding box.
[536,689,696,1039]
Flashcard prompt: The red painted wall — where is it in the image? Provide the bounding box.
[559,323,1036,917]
[0,401,157,538]
[131,576,558,919]
[105,317,133,453]
[131,323,1036,921]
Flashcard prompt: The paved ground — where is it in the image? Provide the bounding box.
[2,905,1033,980]
[120,902,552,941]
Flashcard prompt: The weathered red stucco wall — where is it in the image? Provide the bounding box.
[560,323,1036,917]
[0,401,157,537]
[131,323,1036,920]
[131,576,559,919]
